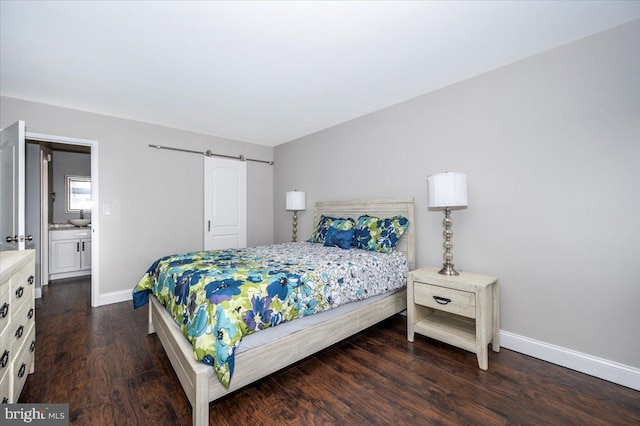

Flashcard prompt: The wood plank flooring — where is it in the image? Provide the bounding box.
[20,277,640,425]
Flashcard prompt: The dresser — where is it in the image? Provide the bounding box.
[407,267,499,370]
[0,250,36,403]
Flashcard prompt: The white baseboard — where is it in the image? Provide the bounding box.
[97,289,132,306]
[500,330,640,391]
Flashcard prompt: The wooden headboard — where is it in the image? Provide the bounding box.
[314,198,415,270]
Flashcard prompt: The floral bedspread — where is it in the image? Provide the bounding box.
[132,242,407,388]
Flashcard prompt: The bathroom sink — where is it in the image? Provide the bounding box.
[68,219,90,226]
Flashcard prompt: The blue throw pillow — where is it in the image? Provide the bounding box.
[323,227,354,250]
[309,216,355,243]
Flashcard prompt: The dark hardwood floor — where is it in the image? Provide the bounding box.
[20,278,640,425]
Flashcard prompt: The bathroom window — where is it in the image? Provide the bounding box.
[66,175,92,212]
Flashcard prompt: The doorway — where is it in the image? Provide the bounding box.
[25,131,100,307]
[27,141,92,293]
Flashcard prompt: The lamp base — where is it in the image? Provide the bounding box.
[291,210,298,242]
[438,263,460,276]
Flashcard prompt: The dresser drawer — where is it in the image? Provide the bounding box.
[0,282,9,336]
[0,345,10,380]
[414,281,476,319]
[0,367,9,404]
[11,260,35,289]
[11,303,35,355]
[12,325,35,403]
[10,261,35,314]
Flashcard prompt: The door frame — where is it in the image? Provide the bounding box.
[39,148,49,296]
[27,131,100,307]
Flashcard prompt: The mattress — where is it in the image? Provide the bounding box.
[236,288,402,353]
[153,288,403,354]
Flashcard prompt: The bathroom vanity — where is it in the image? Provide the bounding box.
[49,227,92,280]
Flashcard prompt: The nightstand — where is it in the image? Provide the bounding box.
[407,267,499,370]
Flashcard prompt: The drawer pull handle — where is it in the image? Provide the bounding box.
[17,363,26,378]
[28,275,34,285]
[15,325,24,339]
[2,397,7,404]
[0,303,8,318]
[433,296,452,305]
[28,308,34,319]
[15,286,24,298]
[0,350,8,368]
[30,340,36,353]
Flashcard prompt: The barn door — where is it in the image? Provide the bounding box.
[203,156,247,250]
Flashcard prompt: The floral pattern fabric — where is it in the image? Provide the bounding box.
[353,215,410,253]
[132,242,408,388]
[308,216,356,243]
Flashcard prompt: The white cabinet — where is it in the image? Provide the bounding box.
[0,250,36,404]
[49,228,92,280]
[81,238,91,270]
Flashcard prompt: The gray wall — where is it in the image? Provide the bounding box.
[51,150,91,223]
[1,97,274,299]
[274,20,640,368]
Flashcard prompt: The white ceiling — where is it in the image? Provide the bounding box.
[2,1,640,147]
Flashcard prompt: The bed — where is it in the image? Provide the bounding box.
[137,198,415,426]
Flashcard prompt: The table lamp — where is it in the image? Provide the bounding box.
[427,172,468,275]
[286,190,306,242]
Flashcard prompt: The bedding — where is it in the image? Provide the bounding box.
[353,215,409,253]
[323,226,355,249]
[308,215,356,243]
[133,241,408,388]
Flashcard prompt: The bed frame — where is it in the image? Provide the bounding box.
[147,198,415,425]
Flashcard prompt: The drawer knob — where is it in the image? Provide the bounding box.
[0,303,8,318]
[28,275,34,285]
[28,308,34,319]
[17,363,26,378]
[15,286,24,298]
[30,340,36,353]
[15,324,24,339]
[0,350,8,368]
[433,295,452,305]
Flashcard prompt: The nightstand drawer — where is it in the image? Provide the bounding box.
[414,282,475,319]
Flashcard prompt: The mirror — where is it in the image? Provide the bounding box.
[66,175,91,212]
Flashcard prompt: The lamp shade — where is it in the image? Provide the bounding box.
[428,172,468,208]
[286,191,306,211]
